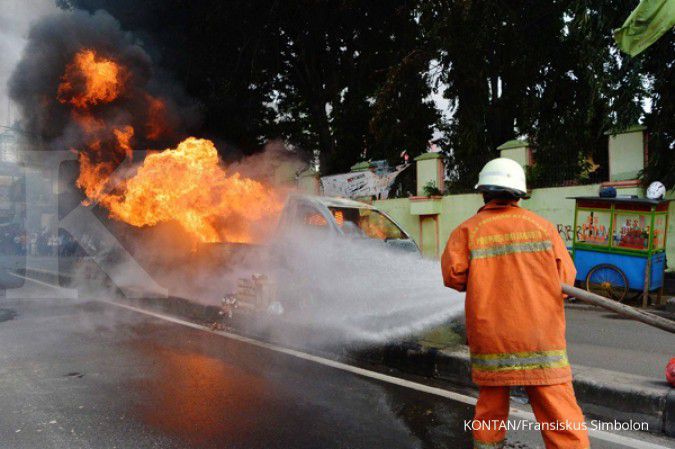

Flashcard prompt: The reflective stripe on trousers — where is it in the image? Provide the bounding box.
[472,350,570,372]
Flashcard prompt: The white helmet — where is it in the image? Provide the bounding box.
[646,181,666,200]
[475,158,527,197]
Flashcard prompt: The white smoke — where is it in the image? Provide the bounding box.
[257,228,466,346]
[0,0,59,126]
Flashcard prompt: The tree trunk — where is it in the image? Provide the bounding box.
[306,98,336,173]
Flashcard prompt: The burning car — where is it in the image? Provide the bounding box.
[219,194,419,319]
[276,194,418,252]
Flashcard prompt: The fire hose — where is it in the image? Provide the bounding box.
[562,283,675,334]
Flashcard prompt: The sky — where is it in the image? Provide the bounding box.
[0,0,59,128]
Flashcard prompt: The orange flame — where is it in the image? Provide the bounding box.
[57,50,126,108]
[86,138,282,243]
[59,49,283,243]
[145,94,168,140]
[113,125,134,160]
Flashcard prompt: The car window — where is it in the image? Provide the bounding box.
[328,207,407,240]
[297,204,329,228]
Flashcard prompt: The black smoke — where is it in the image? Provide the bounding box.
[8,8,199,152]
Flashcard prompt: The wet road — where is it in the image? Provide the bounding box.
[0,289,672,449]
[565,305,675,379]
[0,294,474,449]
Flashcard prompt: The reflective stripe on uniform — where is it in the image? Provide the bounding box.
[474,439,505,449]
[474,230,544,246]
[471,350,569,372]
[470,240,552,260]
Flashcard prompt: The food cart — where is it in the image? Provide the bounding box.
[569,196,669,307]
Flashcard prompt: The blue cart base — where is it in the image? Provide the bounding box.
[574,249,665,291]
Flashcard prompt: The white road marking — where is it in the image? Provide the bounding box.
[8,272,672,449]
[7,271,78,298]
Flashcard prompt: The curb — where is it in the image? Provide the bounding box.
[355,345,674,436]
[572,365,670,432]
[327,327,667,436]
[386,344,675,436]
[665,390,675,436]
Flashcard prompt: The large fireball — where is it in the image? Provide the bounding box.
[103,138,283,243]
[58,49,283,243]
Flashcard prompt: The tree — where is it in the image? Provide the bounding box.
[640,29,674,188]
[369,49,439,165]
[420,0,649,189]
[59,0,440,174]
[267,1,437,173]
[55,0,671,182]
[522,0,646,186]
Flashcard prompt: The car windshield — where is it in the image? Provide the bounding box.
[328,207,408,240]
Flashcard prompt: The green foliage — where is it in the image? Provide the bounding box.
[640,29,674,188]
[418,324,463,350]
[420,0,655,189]
[525,164,545,189]
[422,181,442,197]
[369,50,439,166]
[524,0,646,185]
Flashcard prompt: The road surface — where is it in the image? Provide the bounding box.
[565,305,675,379]
[0,282,673,449]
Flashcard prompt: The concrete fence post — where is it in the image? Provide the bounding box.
[604,125,647,182]
[497,139,532,167]
[298,168,321,195]
[415,152,444,196]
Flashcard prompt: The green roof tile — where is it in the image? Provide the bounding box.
[603,124,647,136]
[350,161,373,171]
[497,139,529,150]
[414,152,443,161]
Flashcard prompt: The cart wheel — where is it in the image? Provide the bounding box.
[585,264,629,302]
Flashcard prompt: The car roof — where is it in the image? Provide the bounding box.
[289,193,376,209]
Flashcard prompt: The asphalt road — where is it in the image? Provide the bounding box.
[0,285,673,449]
[565,305,675,379]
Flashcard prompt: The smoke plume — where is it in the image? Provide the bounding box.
[9,9,198,148]
[10,9,288,245]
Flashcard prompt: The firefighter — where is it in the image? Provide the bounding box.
[441,158,590,449]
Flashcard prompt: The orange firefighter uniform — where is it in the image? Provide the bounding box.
[441,200,590,449]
